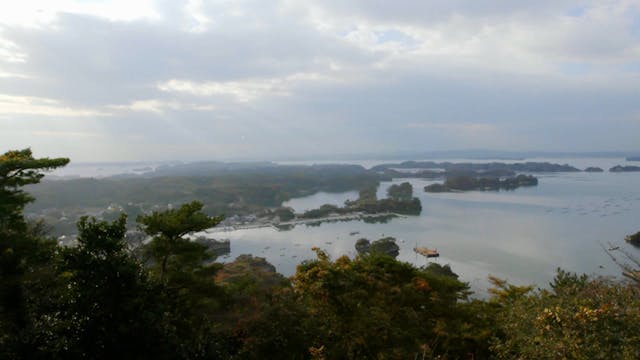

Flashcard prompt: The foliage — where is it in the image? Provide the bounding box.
[137,201,223,281]
[5,149,640,360]
[387,182,413,201]
[424,263,459,279]
[300,204,345,219]
[50,215,173,359]
[490,270,640,359]
[358,185,378,202]
[351,197,422,215]
[425,174,538,193]
[0,149,69,233]
[216,255,308,359]
[292,249,475,359]
[26,164,383,227]
[0,148,68,358]
[346,184,422,215]
[354,236,400,258]
[137,202,230,357]
[274,207,295,222]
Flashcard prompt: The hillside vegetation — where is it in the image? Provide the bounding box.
[2,149,639,359]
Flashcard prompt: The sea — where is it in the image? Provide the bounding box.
[203,157,640,295]
[53,157,640,296]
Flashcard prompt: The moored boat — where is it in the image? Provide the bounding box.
[414,247,439,258]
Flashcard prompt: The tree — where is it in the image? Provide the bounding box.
[490,270,640,359]
[50,215,173,359]
[0,148,68,357]
[137,201,229,357]
[137,201,223,281]
[0,148,69,233]
[387,182,413,201]
[292,249,473,359]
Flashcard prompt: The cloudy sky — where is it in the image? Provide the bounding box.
[1,0,639,161]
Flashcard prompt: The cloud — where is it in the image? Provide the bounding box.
[109,99,215,114]
[0,0,638,161]
[157,72,340,102]
[0,94,110,117]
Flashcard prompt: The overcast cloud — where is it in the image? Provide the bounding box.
[1,0,639,161]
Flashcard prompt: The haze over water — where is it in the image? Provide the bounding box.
[209,157,640,295]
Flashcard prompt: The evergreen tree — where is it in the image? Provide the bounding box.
[0,148,68,358]
[138,202,230,357]
[52,215,173,359]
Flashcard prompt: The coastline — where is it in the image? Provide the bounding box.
[205,212,407,233]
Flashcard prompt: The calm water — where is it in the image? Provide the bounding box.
[205,157,640,294]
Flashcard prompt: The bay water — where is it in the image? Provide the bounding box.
[202,157,640,295]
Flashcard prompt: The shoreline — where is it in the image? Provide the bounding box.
[205,212,407,233]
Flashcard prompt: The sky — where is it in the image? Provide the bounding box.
[0,0,639,161]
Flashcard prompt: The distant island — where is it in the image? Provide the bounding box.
[626,156,640,161]
[425,174,538,193]
[584,167,604,172]
[610,165,640,172]
[372,161,580,180]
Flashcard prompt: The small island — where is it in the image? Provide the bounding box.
[584,167,604,172]
[610,165,640,172]
[355,237,400,258]
[298,182,422,219]
[626,156,640,161]
[425,174,538,193]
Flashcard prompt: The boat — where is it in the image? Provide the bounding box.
[414,247,439,258]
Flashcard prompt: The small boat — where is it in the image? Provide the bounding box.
[414,247,439,258]
[608,246,620,251]
[349,231,360,236]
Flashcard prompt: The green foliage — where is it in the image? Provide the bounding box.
[26,164,383,224]
[358,185,378,202]
[352,197,422,215]
[491,270,640,359]
[138,201,222,281]
[292,249,474,359]
[0,148,68,233]
[345,183,422,215]
[0,148,68,358]
[424,263,459,279]
[137,201,230,357]
[354,236,400,258]
[274,207,295,222]
[216,255,308,359]
[425,174,538,193]
[51,215,172,359]
[387,182,413,201]
[488,276,534,304]
[138,201,222,241]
